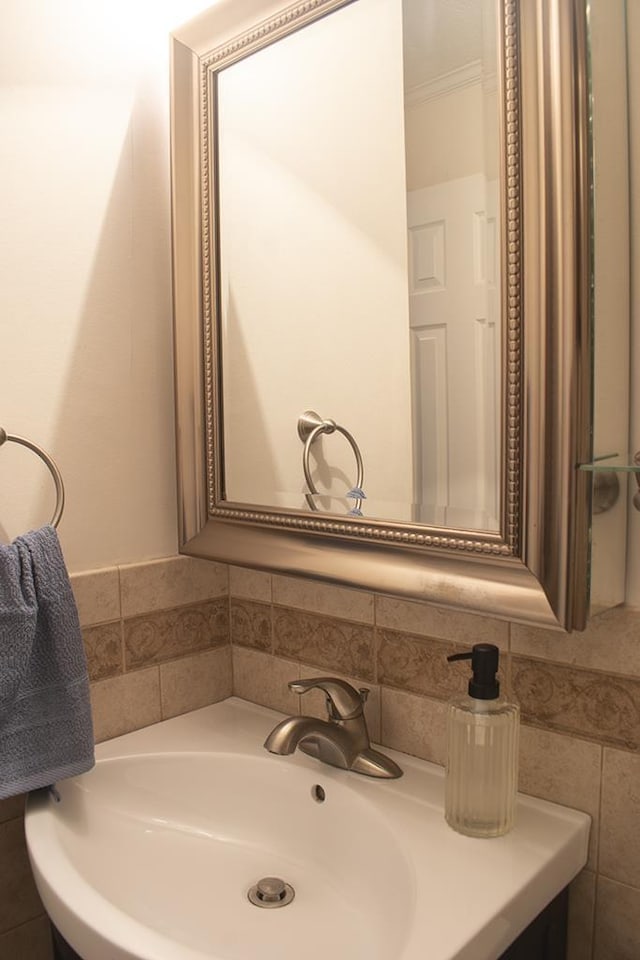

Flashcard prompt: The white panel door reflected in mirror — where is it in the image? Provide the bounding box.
[217,0,500,532]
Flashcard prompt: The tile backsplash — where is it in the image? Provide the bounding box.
[227,567,639,960]
[1,555,639,960]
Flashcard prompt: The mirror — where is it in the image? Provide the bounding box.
[171,0,592,630]
[216,0,501,531]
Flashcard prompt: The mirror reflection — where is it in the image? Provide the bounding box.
[217,0,501,531]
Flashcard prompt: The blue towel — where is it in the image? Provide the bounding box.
[0,525,94,799]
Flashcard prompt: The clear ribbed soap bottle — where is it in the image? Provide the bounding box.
[445,644,519,838]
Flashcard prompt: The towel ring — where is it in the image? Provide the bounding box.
[0,428,65,528]
[298,411,364,514]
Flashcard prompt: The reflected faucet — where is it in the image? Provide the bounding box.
[264,677,402,779]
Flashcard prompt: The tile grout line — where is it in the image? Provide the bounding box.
[589,745,606,959]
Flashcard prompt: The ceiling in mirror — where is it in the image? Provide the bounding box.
[216,0,502,532]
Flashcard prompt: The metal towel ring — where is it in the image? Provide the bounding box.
[298,411,364,514]
[0,428,65,528]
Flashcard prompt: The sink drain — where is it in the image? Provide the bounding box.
[248,876,295,909]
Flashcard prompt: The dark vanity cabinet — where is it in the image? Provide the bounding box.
[499,889,569,960]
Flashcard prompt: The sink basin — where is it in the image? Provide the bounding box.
[26,697,590,960]
[31,751,412,959]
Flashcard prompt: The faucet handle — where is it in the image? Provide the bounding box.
[288,677,368,721]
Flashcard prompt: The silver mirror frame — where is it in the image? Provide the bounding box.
[171,0,592,630]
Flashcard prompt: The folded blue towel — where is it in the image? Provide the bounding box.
[0,525,94,799]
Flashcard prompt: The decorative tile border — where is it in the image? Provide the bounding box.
[230,598,272,651]
[124,598,229,669]
[272,606,375,681]
[512,656,640,750]
[82,621,123,681]
[377,628,469,701]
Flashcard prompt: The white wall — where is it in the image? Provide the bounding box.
[405,82,485,191]
[0,0,212,572]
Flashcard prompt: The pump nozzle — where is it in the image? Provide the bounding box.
[447,643,500,700]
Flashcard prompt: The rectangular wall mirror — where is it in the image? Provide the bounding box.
[171,0,593,630]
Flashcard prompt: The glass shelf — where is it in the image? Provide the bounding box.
[579,453,640,472]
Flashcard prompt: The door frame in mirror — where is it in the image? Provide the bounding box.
[170,0,592,630]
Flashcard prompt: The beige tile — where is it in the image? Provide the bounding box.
[600,748,640,887]
[272,575,374,624]
[70,567,120,626]
[229,566,272,602]
[594,876,640,960]
[0,819,43,933]
[230,599,272,651]
[375,596,508,648]
[83,621,123,681]
[0,915,53,960]
[512,606,640,677]
[119,556,228,617]
[160,647,232,719]
[380,687,447,766]
[0,795,24,825]
[567,869,595,960]
[295,667,381,742]
[377,629,469,702]
[124,599,228,669]
[512,656,640,750]
[518,726,601,869]
[232,647,300,715]
[90,667,161,743]
[273,607,375,681]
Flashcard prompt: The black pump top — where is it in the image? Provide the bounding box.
[447,643,500,700]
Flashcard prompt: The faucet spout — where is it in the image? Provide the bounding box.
[264,716,352,769]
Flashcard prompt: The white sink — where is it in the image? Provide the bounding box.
[26,697,590,960]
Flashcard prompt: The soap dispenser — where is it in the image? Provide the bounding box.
[445,643,519,838]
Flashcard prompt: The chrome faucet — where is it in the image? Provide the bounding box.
[263,677,402,779]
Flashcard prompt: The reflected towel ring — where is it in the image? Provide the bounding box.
[0,428,65,528]
[298,411,365,515]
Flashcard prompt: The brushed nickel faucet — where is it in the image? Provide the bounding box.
[263,677,402,779]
